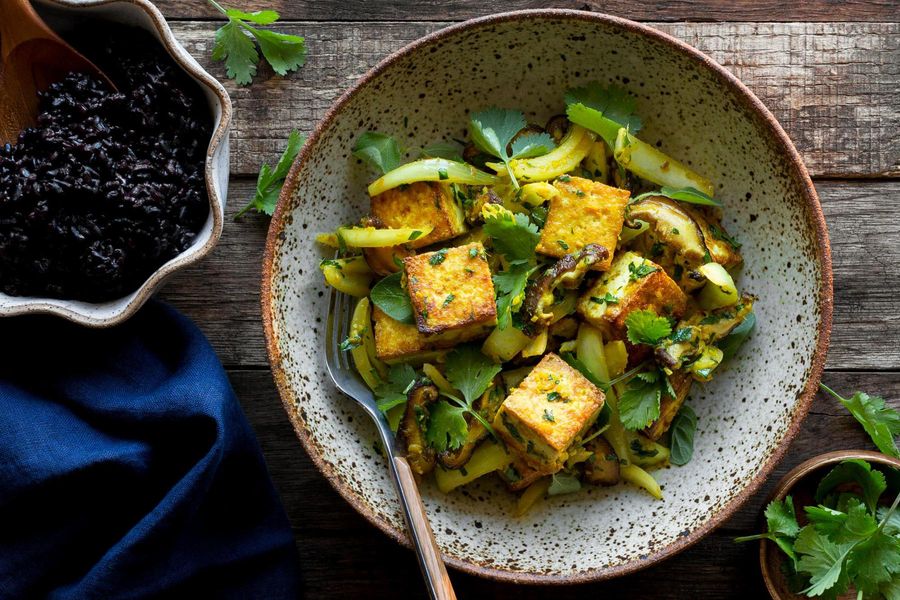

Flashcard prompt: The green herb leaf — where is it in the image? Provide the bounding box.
[419,141,464,163]
[668,404,697,466]
[820,384,900,459]
[632,186,722,208]
[848,530,900,595]
[352,131,403,175]
[373,365,417,412]
[590,293,619,305]
[370,272,414,324]
[565,82,642,135]
[618,373,662,430]
[236,129,305,218]
[493,264,534,330]
[628,260,659,281]
[209,1,305,85]
[483,209,541,263]
[734,497,801,565]
[795,525,854,597]
[815,459,888,513]
[425,400,469,452]
[806,498,878,544]
[625,309,673,346]
[547,472,582,496]
[444,344,502,406]
[468,107,554,188]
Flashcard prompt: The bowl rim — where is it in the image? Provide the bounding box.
[759,450,900,600]
[261,8,834,584]
[1,0,232,328]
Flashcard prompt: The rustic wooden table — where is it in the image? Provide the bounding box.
[154,2,899,597]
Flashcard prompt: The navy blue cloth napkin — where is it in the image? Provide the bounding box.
[0,301,300,599]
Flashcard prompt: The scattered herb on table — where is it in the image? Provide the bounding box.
[209,0,306,85]
[820,384,900,459]
[236,129,305,218]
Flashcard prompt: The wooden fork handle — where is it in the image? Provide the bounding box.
[391,456,457,600]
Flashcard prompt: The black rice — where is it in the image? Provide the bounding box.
[0,28,212,302]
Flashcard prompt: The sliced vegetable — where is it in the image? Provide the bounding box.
[520,329,548,358]
[368,158,497,196]
[336,225,433,248]
[519,182,559,207]
[582,140,610,183]
[514,478,551,517]
[689,345,724,381]
[697,262,739,310]
[482,325,532,362]
[434,441,512,493]
[320,256,374,297]
[604,340,628,379]
[422,363,458,398]
[626,432,670,467]
[613,129,714,197]
[583,437,620,486]
[489,124,595,184]
[621,463,663,499]
[348,298,382,389]
[619,219,648,244]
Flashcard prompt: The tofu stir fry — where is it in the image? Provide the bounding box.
[317,82,756,513]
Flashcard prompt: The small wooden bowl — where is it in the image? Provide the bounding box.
[760,449,900,599]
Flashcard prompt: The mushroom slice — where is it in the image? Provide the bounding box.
[398,381,439,476]
[521,243,609,334]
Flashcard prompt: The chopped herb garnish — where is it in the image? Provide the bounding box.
[628,260,659,281]
[543,409,555,422]
[469,247,479,258]
[590,293,619,305]
[429,249,448,266]
[443,293,455,307]
[408,230,423,241]
[546,391,562,402]
[438,167,449,180]
[557,239,570,251]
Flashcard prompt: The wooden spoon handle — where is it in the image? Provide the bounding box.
[391,456,457,600]
[0,0,62,61]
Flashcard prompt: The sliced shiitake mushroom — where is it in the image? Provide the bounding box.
[521,243,609,335]
[398,380,439,476]
[544,115,570,144]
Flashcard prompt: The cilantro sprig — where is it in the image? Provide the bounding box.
[624,309,673,346]
[617,369,674,430]
[468,108,555,189]
[236,129,305,218]
[564,82,641,147]
[736,460,900,599]
[209,1,306,86]
[481,205,541,329]
[820,384,900,459]
[425,345,502,452]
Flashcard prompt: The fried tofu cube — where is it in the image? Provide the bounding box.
[535,176,630,270]
[493,353,605,472]
[403,242,497,335]
[371,181,466,248]
[372,307,492,364]
[577,251,688,339]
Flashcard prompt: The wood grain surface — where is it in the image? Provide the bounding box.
[152,5,900,598]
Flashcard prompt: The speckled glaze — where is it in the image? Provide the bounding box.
[0,0,231,327]
[262,11,833,583]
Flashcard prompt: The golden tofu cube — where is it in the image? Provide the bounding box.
[493,353,605,472]
[535,176,630,270]
[372,307,491,364]
[577,251,688,339]
[403,242,497,335]
[371,181,466,249]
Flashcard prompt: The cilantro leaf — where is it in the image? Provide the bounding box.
[735,497,800,565]
[482,207,541,263]
[493,263,534,330]
[425,400,469,452]
[631,186,723,208]
[628,260,659,281]
[209,1,306,85]
[419,141,464,163]
[625,309,673,346]
[668,404,697,466]
[806,498,878,545]
[618,373,662,430]
[373,365,417,412]
[878,504,900,537]
[444,344,502,406]
[353,131,403,175]
[236,129,305,218]
[547,472,582,496]
[820,384,900,458]
[469,107,554,188]
[795,525,854,597]
[815,459,888,513]
[565,82,642,134]
[847,530,900,595]
[370,272,414,324]
[212,20,259,85]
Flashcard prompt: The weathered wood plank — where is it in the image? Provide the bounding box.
[230,368,900,599]
[160,179,900,370]
[165,21,900,178]
[157,1,900,23]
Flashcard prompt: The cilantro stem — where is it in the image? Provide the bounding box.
[437,390,500,442]
[877,490,900,532]
[733,533,771,543]
[207,0,228,15]
[818,382,843,402]
[504,161,520,190]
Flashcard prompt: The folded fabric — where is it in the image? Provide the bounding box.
[0,301,300,599]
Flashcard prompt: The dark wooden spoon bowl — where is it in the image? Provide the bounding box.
[0,0,114,144]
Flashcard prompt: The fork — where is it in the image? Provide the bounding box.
[324,287,457,600]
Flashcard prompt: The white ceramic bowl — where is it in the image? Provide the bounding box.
[262,10,832,583]
[0,0,231,327]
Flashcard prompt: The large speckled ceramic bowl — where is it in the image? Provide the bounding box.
[262,10,832,583]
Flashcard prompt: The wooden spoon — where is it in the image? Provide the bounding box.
[0,0,115,144]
